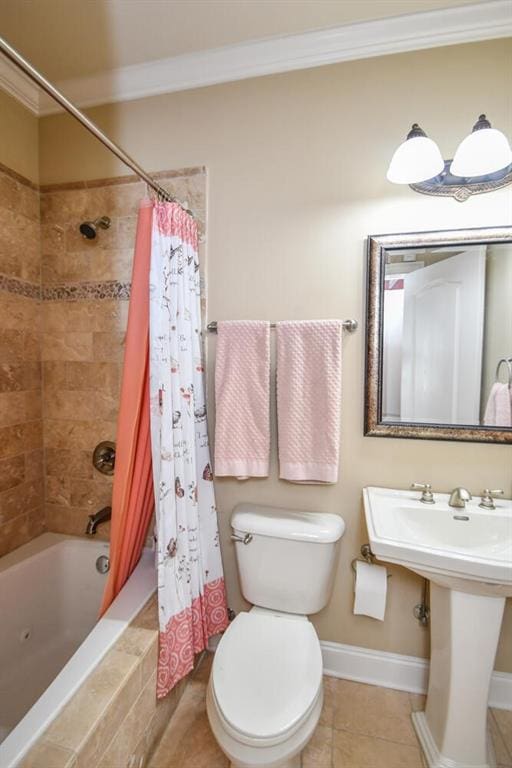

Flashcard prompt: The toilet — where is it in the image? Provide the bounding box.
[206,503,345,768]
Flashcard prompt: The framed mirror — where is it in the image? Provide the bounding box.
[365,226,512,443]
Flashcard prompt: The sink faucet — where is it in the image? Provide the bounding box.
[86,506,112,535]
[448,488,472,509]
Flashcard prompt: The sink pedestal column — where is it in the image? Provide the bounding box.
[412,583,505,768]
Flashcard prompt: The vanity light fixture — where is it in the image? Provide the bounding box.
[388,114,512,202]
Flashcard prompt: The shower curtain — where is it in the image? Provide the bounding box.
[149,202,229,698]
[101,200,155,616]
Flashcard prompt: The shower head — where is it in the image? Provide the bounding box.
[79,216,111,240]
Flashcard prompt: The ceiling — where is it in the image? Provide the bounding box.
[0,0,485,81]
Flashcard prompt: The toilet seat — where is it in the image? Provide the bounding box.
[211,609,323,746]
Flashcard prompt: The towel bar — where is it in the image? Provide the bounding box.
[206,319,358,333]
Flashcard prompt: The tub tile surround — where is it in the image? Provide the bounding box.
[148,654,512,768]
[0,164,44,556]
[0,161,206,551]
[19,595,192,768]
[38,167,206,541]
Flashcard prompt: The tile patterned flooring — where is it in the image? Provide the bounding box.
[149,653,512,768]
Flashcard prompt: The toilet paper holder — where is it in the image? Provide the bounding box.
[351,544,392,578]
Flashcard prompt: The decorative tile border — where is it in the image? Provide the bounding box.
[42,280,131,301]
[0,274,41,300]
[0,275,134,302]
[40,166,205,193]
[0,161,39,191]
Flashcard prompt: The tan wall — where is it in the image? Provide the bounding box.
[0,89,39,184]
[39,39,512,670]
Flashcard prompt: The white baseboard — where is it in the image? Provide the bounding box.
[320,640,512,711]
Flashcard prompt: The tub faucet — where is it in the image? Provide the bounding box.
[86,506,112,535]
[448,488,472,509]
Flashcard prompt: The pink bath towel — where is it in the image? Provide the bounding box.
[214,321,271,478]
[484,383,512,427]
[276,320,342,483]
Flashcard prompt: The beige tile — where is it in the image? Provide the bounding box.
[44,649,141,756]
[489,711,512,767]
[144,690,182,761]
[0,362,41,393]
[44,390,97,421]
[69,477,113,509]
[192,652,214,686]
[46,475,72,506]
[148,686,228,768]
[332,729,423,768]
[0,421,42,460]
[43,361,68,389]
[320,675,338,727]
[25,449,44,480]
[0,453,25,492]
[493,709,512,764]
[19,739,77,768]
[94,672,157,768]
[0,294,40,331]
[45,447,93,479]
[332,679,418,746]
[45,503,110,539]
[0,479,44,523]
[93,331,126,362]
[43,418,116,450]
[302,723,333,767]
[65,361,121,394]
[409,692,427,712]
[42,332,93,362]
[0,513,30,556]
[42,252,92,284]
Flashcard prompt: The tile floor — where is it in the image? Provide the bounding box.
[148,653,512,768]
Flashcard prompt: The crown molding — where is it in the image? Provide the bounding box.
[0,54,40,114]
[1,1,510,116]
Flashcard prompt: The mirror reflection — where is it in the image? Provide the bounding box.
[381,243,512,428]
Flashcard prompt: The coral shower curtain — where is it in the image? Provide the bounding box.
[101,201,154,615]
[149,203,229,698]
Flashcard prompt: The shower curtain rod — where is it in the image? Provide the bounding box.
[0,35,192,214]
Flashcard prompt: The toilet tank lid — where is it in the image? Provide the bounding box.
[231,504,345,543]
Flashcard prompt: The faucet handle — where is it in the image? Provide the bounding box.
[479,489,504,510]
[411,483,435,504]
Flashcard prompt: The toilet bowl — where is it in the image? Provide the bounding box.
[207,608,323,768]
[206,504,345,768]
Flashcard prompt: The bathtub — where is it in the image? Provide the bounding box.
[0,533,156,768]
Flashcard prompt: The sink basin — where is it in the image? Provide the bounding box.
[363,486,512,595]
[363,486,512,768]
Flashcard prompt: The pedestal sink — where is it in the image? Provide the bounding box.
[363,487,512,768]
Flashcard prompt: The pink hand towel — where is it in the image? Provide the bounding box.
[277,320,342,484]
[214,321,270,478]
[484,383,512,427]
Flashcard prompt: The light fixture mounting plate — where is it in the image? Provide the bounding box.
[410,161,512,202]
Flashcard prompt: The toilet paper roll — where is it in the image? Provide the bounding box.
[353,560,388,621]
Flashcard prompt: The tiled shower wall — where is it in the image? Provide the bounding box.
[0,164,44,556]
[0,163,206,553]
[40,168,206,541]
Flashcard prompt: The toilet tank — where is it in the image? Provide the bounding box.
[231,504,345,615]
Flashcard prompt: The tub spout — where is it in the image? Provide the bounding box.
[86,506,112,535]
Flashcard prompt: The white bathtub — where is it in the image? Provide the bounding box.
[0,533,156,768]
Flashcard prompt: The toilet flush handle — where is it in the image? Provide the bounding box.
[231,533,253,545]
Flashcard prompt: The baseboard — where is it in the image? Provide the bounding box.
[320,640,512,711]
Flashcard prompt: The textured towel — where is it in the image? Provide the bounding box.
[214,321,270,478]
[484,382,512,427]
[277,320,342,483]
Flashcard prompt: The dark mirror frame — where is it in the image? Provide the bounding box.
[364,225,512,444]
